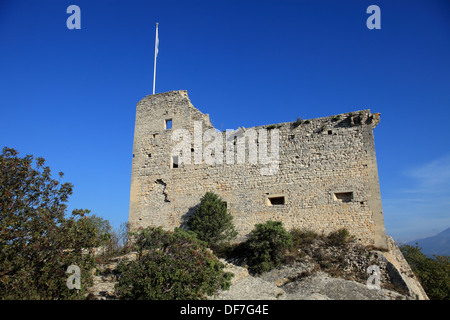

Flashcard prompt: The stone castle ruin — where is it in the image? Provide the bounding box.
[129,90,388,250]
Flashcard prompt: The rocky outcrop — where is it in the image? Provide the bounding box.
[375,236,428,300]
[210,261,407,300]
[86,252,137,300]
[87,237,428,300]
[210,236,428,300]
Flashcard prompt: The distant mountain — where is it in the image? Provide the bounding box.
[407,227,450,257]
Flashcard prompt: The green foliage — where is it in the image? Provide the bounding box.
[292,117,303,128]
[82,214,113,244]
[400,244,450,300]
[96,221,132,264]
[317,124,327,133]
[326,228,353,246]
[115,227,233,300]
[331,115,342,122]
[266,124,282,130]
[244,221,293,274]
[0,147,99,299]
[290,228,321,247]
[187,192,237,249]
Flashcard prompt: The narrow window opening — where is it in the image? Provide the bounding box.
[165,119,172,130]
[171,155,179,168]
[334,192,353,203]
[222,201,228,209]
[267,196,285,206]
[328,130,333,135]
[289,135,295,140]
[147,153,151,158]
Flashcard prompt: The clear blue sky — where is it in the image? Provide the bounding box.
[1,0,449,243]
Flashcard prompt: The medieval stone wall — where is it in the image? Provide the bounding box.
[129,90,388,249]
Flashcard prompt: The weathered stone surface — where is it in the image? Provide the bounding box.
[281,272,404,300]
[376,236,429,300]
[86,252,137,300]
[209,239,428,300]
[212,276,285,300]
[129,90,388,249]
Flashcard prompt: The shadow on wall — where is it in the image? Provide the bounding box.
[179,204,200,230]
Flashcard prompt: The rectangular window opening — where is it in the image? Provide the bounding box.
[171,155,179,168]
[334,192,353,203]
[267,196,285,206]
[165,119,172,130]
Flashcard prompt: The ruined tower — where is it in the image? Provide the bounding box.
[129,90,388,249]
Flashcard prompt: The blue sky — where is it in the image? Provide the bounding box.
[1,0,449,243]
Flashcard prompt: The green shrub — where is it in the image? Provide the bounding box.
[317,124,327,133]
[326,228,352,246]
[331,115,341,122]
[96,221,132,263]
[244,221,293,274]
[400,244,450,300]
[291,228,321,248]
[292,117,303,128]
[114,227,233,300]
[0,147,99,299]
[187,192,237,249]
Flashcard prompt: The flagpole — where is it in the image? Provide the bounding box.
[153,22,159,95]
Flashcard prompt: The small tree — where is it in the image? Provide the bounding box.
[114,227,233,300]
[187,192,237,249]
[0,147,100,299]
[83,214,113,244]
[245,220,293,274]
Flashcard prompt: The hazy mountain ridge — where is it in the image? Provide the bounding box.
[407,228,450,257]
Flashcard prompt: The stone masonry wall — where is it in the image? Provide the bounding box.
[129,90,388,249]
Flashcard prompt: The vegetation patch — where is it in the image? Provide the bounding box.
[114,227,233,300]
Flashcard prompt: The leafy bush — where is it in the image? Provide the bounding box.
[187,192,237,249]
[400,244,450,300]
[244,221,293,274]
[114,227,233,300]
[96,221,132,263]
[326,228,353,246]
[291,228,321,247]
[83,214,113,244]
[0,147,100,299]
[331,115,341,122]
[292,117,303,128]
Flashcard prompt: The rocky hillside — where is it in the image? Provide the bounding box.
[86,236,428,300]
